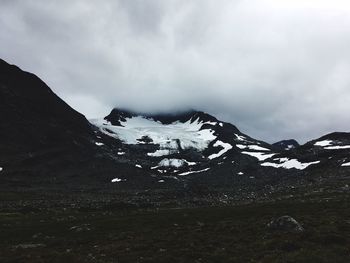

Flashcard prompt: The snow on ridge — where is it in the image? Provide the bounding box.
[313,139,350,150]
[208,141,233,159]
[241,151,275,161]
[247,145,270,151]
[235,134,246,141]
[236,144,270,151]
[203,121,217,126]
[185,160,197,166]
[178,168,210,176]
[314,140,333,147]
[261,159,320,170]
[324,145,350,150]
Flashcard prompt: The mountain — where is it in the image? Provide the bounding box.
[0,59,144,189]
[92,108,341,176]
[261,132,350,176]
[91,108,275,175]
[1,58,349,197]
[272,139,300,151]
[0,59,92,155]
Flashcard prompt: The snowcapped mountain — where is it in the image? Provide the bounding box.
[262,132,350,173]
[89,108,335,183]
[90,108,280,178]
[1,58,349,194]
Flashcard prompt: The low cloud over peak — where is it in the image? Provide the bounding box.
[1,0,350,143]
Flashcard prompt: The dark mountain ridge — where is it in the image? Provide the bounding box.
[0,59,148,190]
[0,59,93,156]
[105,108,228,127]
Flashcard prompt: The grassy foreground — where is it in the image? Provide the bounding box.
[1,196,350,263]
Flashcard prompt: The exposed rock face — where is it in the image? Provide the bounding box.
[272,139,300,151]
[267,216,304,233]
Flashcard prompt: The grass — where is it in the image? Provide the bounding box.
[0,197,350,262]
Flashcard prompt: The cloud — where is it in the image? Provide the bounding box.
[1,0,350,143]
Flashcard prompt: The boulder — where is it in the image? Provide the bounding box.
[267,215,304,233]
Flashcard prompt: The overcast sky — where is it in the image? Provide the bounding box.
[1,0,350,143]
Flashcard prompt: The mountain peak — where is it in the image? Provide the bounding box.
[104,108,218,126]
[272,139,299,151]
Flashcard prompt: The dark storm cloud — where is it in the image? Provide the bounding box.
[1,0,350,143]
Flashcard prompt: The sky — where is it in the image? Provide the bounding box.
[1,0,350,143]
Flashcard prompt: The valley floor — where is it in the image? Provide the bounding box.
[0,192,350,262]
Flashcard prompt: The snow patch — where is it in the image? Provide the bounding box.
[246,145,270,151]
[236,144,246,149]
[273,157,290,163]
[117,152,125,155]
[203,121,217,126]
[147,149,175,157]
[158,180,165,183]
[159,158,185,168]
[135,164,142,168]
[185,160,197,166]
[261,159,320,170]
[95,142,104,146]
[158,158,197,167]
[235,134,246,141]
[236,144,270,151]
[178,168,210,176]
[314,140,333,147]
[111,178,126,183]
[208,141,233,159]
[286,145,295,150]
[241,151,275,161]
[0,167,3,172]
[341,162,350,167]
[324,145,350,150]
